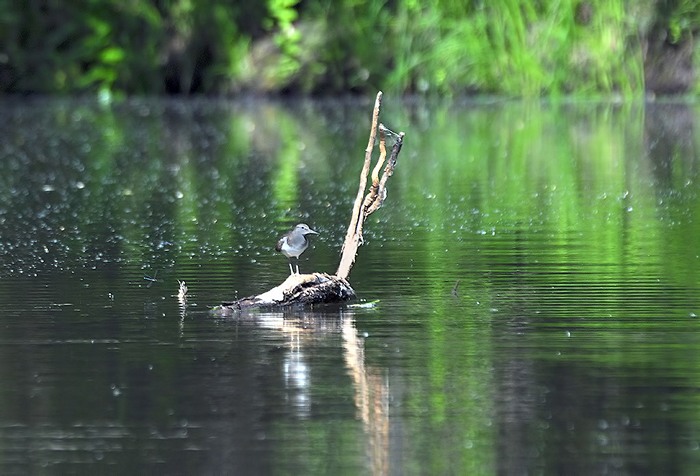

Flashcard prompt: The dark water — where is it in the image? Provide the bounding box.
[1,97,699,475]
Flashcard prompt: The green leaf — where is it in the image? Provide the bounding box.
[100,47,125,64]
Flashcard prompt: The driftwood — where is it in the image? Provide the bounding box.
[214,91,404,312]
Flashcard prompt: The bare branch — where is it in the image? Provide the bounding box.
[337,102,405,280]
[337,92,383,279]
[217,92,404,311]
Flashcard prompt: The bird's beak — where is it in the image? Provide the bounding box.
[308,228,319,235]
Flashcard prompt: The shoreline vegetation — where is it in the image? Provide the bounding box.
[0,1,697,97]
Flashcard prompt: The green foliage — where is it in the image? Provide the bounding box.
[662,0,700,43]
[381,1,646,95]
[0,0,250,94]
[264,0,650,95]
[266,0,302,86]
[0,0,698,95]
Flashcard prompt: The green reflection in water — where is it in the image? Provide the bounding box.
[364,100,699,474]
[271,111,302,213]
[1,98,699,474]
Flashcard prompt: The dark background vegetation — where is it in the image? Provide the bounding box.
[0,0,698,96]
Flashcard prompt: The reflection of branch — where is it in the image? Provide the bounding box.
[342,318,389,476]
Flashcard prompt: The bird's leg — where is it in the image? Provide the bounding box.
[294,257,300,275]
[288,259,295,276]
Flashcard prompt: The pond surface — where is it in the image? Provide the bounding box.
[1,96,699,475]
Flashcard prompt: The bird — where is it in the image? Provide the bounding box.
[275,223,319,275]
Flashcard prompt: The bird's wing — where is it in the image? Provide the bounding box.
[275,237,285,252]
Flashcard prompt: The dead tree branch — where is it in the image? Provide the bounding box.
[215,91,404,311]
[337,120,404,280]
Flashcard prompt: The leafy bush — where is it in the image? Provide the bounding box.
[0,0,697,95]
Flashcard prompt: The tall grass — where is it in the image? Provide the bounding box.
[385,0,647,96]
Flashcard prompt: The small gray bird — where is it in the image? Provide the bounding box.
[275,223,319,275]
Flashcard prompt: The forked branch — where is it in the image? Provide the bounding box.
[336,94,404,280]
[215,91,404,311]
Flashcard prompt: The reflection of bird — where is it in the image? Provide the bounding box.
[177,280,188,300]
[275,223,319,275]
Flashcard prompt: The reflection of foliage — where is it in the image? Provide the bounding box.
[1,98,700,474]
[1,98,699,298]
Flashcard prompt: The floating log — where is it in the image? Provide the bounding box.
[214,91,404,312]
[216,272,355,313]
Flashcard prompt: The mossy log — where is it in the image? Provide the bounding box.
[214,91,404,312]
